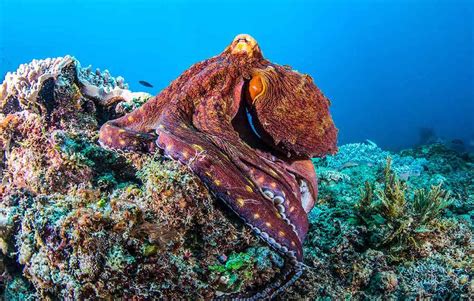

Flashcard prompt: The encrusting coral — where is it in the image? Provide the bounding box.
[1,57,472,299]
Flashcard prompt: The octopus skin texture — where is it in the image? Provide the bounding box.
[99,34,337,299]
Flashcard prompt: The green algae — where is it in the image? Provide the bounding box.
[208,247,283,293]
[209,252,255,291]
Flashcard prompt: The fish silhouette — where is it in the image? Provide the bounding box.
[451,139,464,145]
[138,80,153,88]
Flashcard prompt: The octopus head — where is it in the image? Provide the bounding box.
[245,64,338,158]
[227,34,338,213]
[225,34,264,59]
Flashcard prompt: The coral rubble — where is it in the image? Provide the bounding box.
[1,58,472,299]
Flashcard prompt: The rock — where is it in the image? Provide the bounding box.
[371,271,398,293]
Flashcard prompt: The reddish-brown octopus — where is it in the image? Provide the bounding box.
[99,34,337,299]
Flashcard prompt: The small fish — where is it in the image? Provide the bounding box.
[138,80,153,88]
[451,139,464,145]
[338,161,359,170]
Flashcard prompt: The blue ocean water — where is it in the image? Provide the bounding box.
[0,0,472,150]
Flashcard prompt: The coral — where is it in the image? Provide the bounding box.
[355,157,453,258]
[3,173,278,299]
[291,144,472,299]
[0,55,150,123]
[396,255,470,298]
[413,184,452,225]
[315,141,428,180]
[0,56,75,112]
[2,276,36,301]
[318,169,351,183]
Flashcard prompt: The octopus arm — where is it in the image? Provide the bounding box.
[192,96,311,243]
[155,110,305,260]
[98,96,166,152]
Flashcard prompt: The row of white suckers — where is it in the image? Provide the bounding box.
[262,188,301,244]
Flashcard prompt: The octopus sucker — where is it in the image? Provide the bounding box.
[273,195,284,205]
[99,34,337,299]
[262,189,274,199]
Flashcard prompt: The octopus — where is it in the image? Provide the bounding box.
[99,34,337,299]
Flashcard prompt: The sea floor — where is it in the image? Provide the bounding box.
[1,57,472,300]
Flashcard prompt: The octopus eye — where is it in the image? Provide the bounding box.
[249,74,264,101]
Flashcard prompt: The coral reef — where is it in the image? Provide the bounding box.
[355,158,453,259]
[1,58,472,299]
[293,143,473,299]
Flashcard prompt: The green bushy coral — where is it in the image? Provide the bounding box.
[356,157,452,259]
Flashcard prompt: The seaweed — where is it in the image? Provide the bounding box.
[208,252,255,292]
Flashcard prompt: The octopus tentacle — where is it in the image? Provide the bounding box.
[99,121,157,152]
[193,97,310,243]
[250,263,304,300]
[98,95,166,152]
[155,111,306,295]
[235,157,309,242]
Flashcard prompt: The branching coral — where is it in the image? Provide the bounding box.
[413,184,452,225]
